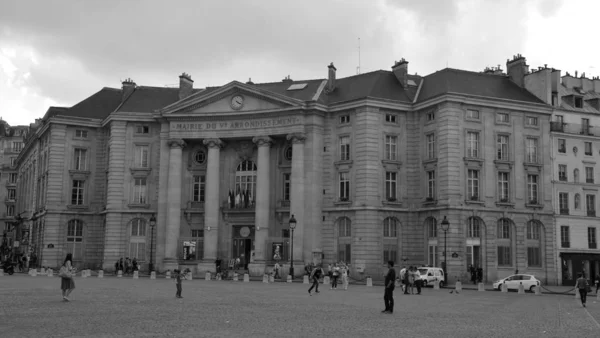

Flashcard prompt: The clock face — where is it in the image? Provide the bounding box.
[231,95,244,110]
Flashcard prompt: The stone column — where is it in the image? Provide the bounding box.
[202,138,224,265]
[287,133,306,276]
[164,139,185,270]
[250,136,272,275]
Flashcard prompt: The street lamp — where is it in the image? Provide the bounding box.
[440,216,450,285]
[149,214,156,272]
[289,214,297,279]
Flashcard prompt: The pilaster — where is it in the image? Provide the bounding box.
[252,135,273,269]
[202,138,224,267]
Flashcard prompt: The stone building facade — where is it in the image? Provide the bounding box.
[14,57,561,284]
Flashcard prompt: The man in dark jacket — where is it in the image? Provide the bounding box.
[383,260,396,314]
[308,265,323,295]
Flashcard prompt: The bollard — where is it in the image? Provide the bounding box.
[501,283,508,293]
[366,277,373,287]
[287,275,292,283]
[166,271,171,279]
[535,285,541,295]
[597,291,600,300]
[187,272,193,280]
[216,274,222,281]
[133,271,139,279]
[433,280,440,290]
[47,269,53,277]
[323,276,330,285]
[518,283,525,294]
[32,269,38,277]
[150,271,156,279]
[478,282,485,292]
[233,273,239,281]
[0,269,3,276]
[98,270,104,278]
[263,275,269,283]
[303,275,309,284]
[88,269,92,277]
[270,275,275,283]
[117,270,123,278]
[243,273,249,282]
[455,281,462,292]
[205,272,211,281]
[40,268,46,275]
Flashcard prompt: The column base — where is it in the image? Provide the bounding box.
[162,258,180,272]
[247,262,266,277]
[197,261,217,274]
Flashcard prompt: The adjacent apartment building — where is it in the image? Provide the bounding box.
[13,56,559,284]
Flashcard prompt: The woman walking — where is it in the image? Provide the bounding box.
[341,263,349,290]
[60,253,76,302]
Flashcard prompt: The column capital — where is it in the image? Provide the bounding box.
[203,138,224,149]
[286,133,306,144]
[167,139,186,149]
[252,136,273,147]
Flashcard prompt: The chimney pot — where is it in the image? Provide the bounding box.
[391,58,409,87]
[178,72,194,100]
[246,78,254,85]
[121,78,136,102]
[327,63,337,92]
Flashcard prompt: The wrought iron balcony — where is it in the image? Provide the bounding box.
[587,210,596,217]
[551,122,598,136]
[559,208,569,215]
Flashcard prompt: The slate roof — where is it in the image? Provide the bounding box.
[558,84,600,113]
[417,68,545,104]
[117,87,207,113]
[44,106,69,119]
[252,79,325,102]
[51,88,123,120]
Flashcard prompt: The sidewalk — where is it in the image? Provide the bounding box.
[450,282,582,296]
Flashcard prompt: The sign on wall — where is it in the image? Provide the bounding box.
[171,116,300,131]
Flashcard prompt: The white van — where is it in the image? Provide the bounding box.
[417,267,445,287]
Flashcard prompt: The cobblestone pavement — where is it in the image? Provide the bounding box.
[1,275,599,338]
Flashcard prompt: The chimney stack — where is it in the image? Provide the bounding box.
[179,73,194,100]
[121,78,136,102]
[246,78,254,85]
[282,75,293,83]
[593,77,600,93]
[391,58,408,87]
[327,62,337,92]
[506,54,529,88]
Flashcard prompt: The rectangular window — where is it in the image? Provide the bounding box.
[527,174,539,204]
[339,136,350,161]
[526,138,538,163]
[588,227,597,249]
[426,112,435,121]
[192,175,206,202]
[8,173,17,184]
[133,178,147,204]
[12,141,24,152]
[338,243,351,263]
[135,125,150,134]
[385,114,397,123]
[575,97,584,109]
[339,172,350,201]
[75,130,88,138]
[6,205,15,216]
[427,170,436,199]
[426,133,435,159]
[584,142,592,156]
[74,148,87,171]
[10,157,17,167]
[498,172,509,201]
[527,247,541,267]
[497,246,511,266]
[466,132,480,158]
[340,115,350,124]
[559,193,569,215]
[7,189,16,201]
[558,139,566,153]
[560,226,570,248]
[135,145,149,168]
[581,118,590,133]
[71,180,85,205]
[129,242,146,262]
[283,173,291,201]
[385,135,397,161]
[385,171,397,201]
[66,222,84,260]
[558,165,567,181]
[466,109,480,119]
[497,113,509,123]
[467,169,479,200]
[383,244,397,264]
[586,194,596,217]
[526,116,538,126]
[585,167,594,183]
[428,245,437,267]
[497,135,509,161]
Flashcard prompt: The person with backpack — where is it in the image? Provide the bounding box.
[308,264,323,295]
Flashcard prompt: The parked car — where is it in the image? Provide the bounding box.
[417,267,445,287]
[493,274,541,292]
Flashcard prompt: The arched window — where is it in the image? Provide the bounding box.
[466,217,482,269]
[234,160,257,207]
[497,219,513,267]
[337,217,351,263]
[129,219,146,261]
[66,220,84,260]
[575,193,581,209]
[383,217,398,264]
[574,169,580,183]
[526,220,542,267]
[425,217,437,266]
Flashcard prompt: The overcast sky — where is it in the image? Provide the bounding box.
[1,0,596,126]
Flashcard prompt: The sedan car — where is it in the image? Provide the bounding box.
[493,274,541,292]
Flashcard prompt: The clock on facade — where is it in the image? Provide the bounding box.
[230,95,244,110]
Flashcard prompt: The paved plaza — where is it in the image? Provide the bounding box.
[1,274,600,337]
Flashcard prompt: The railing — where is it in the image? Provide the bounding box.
[3,147,22,154]
[561,242,570,248]
[551,122,600,136]
[589,243,597,249]
[587,210,596,217]
[586,179,595,184]
[560,208,569,215]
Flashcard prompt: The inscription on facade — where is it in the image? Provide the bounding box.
[171,117,300,131]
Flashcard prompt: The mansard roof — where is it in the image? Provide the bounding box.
[558,84,600,113]
[418,68,545,104]
[49,87,123,120]
[117,86,208,113]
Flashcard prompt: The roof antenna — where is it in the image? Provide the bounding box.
[356,37,361,75]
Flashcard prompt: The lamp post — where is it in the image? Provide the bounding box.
[149,214,156,272]
[440,216,450,285]
[289,214,297,279]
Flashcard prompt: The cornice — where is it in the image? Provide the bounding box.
[413,93,553,114]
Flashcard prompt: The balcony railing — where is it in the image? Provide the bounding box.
[590,242,598,249]
[551,122,599,136]
[587,210,596,217]
[560,208,569,215]
[561,241,570,248]
[559,176,567,182]
[586,179,595,184]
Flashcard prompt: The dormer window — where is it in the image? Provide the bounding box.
[574,96,583,108]
[426,111,435,121]
[340,115,350,124]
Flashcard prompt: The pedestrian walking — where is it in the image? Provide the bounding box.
[399,266,407,293]
[407,266,416,294]
[331,263,340,289]
[174,269,187,298]
[308,265,323,295]
[575,273,590,307]
[595,273,600,294]
[341,263,349,290]
[59,253,76,302]
[382,260,396,314]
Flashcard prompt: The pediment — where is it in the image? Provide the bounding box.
[161,81,301,115]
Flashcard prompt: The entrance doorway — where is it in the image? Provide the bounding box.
[232,226,255,270]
